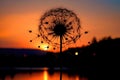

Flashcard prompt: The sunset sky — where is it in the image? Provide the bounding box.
[0,0,120,51]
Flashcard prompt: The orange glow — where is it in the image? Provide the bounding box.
[1,11,120,52]
[0,0,120,52]
[44,70,48,80]
[4,70,88,80]
[41,44,49,51]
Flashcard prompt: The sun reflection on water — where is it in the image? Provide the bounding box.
[44,70,48,80]
[2,68,88,80]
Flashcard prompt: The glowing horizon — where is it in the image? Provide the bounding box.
[0,0,120,51]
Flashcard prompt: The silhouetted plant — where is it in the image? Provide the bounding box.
[38,8,81,49]
[28,8,89,50]
[29,8,83,80]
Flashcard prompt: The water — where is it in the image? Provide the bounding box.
[0,67,94,80]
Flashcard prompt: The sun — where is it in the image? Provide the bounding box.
[41,44,49,51]
[44,46,48,50]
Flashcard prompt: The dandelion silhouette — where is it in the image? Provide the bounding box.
[29,8,89,50]
[39,8,81,49]
[28,8,89,80]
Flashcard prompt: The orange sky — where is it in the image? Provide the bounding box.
[0,0,120,52]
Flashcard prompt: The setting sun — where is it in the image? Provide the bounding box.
[41,44,49,51]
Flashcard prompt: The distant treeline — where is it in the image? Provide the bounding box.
[0,37,119,69]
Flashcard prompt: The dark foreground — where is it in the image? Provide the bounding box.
[0,37,120,80]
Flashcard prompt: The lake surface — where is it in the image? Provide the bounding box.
[0,67,95,80]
